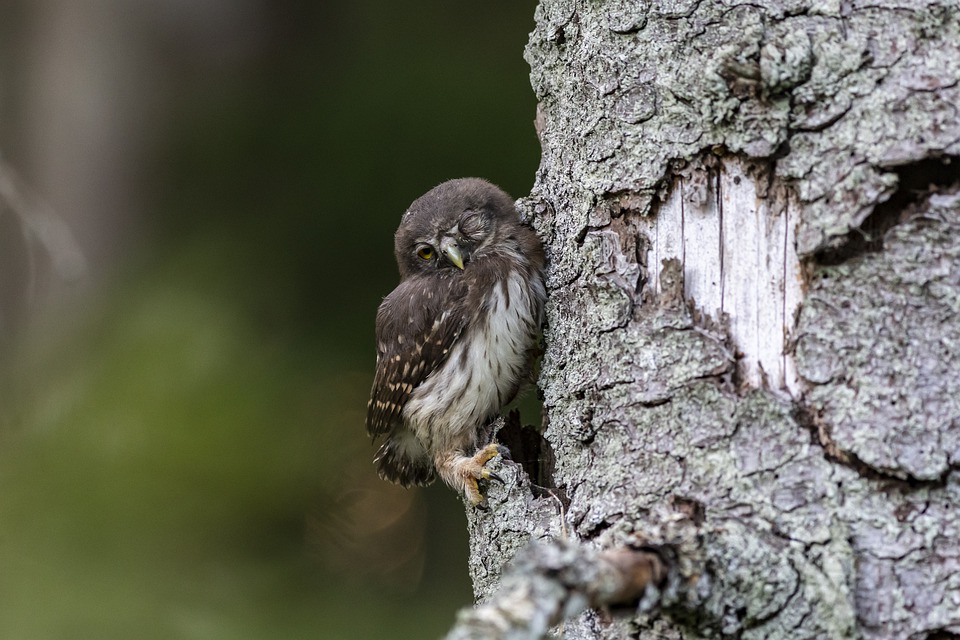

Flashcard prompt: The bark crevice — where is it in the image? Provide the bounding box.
[793,403,953,489]
[496,410,562,500]
[813,155,960,266]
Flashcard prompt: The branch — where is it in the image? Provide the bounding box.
[452,490,869,639]
[446,515,704,640]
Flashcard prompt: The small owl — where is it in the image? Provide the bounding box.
[366,178,546,506]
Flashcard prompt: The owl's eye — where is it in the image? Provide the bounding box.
[458,211,488,240]
[417,246,435,260]
[459,212,480,233]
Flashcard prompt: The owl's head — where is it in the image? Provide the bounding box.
[394,178,518,279]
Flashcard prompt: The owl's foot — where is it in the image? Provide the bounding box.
[437,444,510,507]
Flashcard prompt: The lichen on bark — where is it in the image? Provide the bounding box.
[465,1,960,638]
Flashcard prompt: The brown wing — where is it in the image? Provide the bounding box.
[366,275,467,439]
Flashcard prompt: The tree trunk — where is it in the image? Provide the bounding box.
[463,1,960,638]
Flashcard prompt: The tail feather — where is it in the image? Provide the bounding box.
[373,430,435,487]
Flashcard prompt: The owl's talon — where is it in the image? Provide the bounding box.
[484,471,504,484]
[464,478,487,507]
[440,443,510,507]
[474,442,505,466]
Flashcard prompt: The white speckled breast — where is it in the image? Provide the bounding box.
[403,268,542,455]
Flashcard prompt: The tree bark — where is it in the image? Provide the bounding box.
[462,1,960,638]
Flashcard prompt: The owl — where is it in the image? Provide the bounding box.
[366,178,546,506]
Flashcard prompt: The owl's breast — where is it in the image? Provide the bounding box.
[402,268,543,454]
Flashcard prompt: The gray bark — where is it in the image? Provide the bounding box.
[460,1,960,639]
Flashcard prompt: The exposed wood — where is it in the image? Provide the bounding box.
[642,158,803,394]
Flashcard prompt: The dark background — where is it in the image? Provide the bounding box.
[0,1,539,637]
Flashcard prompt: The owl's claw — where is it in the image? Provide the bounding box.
[439,443,509,507]
[483,470,504,484]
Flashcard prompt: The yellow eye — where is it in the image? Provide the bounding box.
[417,247,435,260]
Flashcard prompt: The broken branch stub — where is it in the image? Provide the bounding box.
[445,540,667,640]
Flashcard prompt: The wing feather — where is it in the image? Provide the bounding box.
[366,276,466,439]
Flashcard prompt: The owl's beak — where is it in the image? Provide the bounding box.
[441,238,465,270]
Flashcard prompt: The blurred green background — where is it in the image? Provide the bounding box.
[0,1,539,638]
